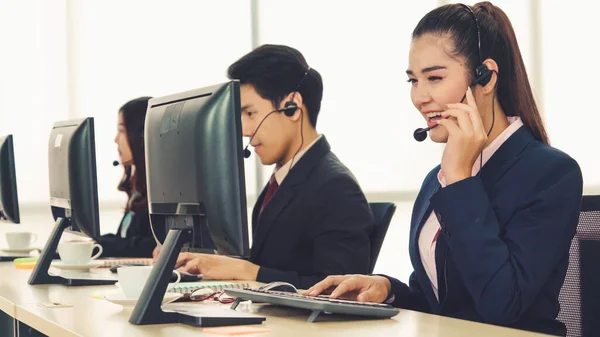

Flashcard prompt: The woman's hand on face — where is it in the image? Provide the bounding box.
[437,87,488,185]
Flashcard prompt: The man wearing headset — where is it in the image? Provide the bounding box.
[155,44,374,289]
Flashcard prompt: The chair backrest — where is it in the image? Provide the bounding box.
[368,202,396,274]
[558,195,600,337]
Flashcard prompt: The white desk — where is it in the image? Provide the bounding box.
[0,219,555,337]
[0,264,554,337]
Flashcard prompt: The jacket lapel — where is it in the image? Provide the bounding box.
[409,172,442,307]
[433,125,536,308]
[478,125,535,189]
[434,228,449,310]
[250,136,331,259]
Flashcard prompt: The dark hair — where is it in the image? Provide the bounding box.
[413,2,549,144]
[227,44,324,128]
[117,96,152,212]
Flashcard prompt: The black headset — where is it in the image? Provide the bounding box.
[278,66,311,117]
[461,4,494,87]
[462,3,499,176]
[242,66,312,159]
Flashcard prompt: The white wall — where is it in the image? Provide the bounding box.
[0,0,69,204]
[2,0,593,203]
[66,0,255,204]
[257,0,443,191]
[541,1,600,190]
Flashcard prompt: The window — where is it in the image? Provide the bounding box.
[0,0,69,203]
[541,1,600,190]
[258,1,443,193]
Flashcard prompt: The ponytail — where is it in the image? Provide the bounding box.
[477,2,549,144]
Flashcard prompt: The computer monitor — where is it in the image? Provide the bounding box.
[130,81,259,327]
[48,118,101,238]
[0,135,20,224]
[145,82,249,257]
[29,117,115,286]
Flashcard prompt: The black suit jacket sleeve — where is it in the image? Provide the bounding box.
[256,177,373,289]
[95,234,157,258]
[383,272,431,313]
[95,210,159,258]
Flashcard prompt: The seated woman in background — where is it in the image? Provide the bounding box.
[96,96,159,258]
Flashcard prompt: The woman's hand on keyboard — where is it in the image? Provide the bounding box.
[304,275,391,303]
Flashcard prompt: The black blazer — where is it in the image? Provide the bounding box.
[386,126,583,336]
[96,209,159,258]
[250,136,374,290]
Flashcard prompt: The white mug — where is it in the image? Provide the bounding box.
[117,266,181,299]
[57,241,103,265]
[5,232,37,249]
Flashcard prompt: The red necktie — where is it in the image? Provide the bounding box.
[260,176,279,213]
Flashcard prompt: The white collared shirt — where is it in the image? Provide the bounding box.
[272,134,323,185]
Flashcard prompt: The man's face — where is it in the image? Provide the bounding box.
[240,84,295,165]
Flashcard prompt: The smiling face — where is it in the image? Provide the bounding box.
[407,33,472,143]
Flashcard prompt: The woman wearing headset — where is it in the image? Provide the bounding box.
[307,3,582,336]
[95,97,162,258]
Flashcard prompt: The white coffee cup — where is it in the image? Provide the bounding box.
[57,241,103,265]
[117,266,181,299]
[5,232,37,249]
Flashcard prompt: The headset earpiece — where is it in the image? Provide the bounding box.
[473,64,493,87]
[243,67,310,159]
[459,4,494,88]
[280,101,298,117]
[280,67,310,117]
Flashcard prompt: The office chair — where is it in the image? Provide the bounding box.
[558,195,600,337]
[368,202,396,274]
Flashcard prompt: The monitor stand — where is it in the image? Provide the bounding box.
[28,217,116,286]
[129,225,265,327]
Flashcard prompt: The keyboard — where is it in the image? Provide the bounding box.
[225,288,399,322]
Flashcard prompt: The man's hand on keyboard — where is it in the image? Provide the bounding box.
[175,252,260,281]
[152,246,161,260]
[304,275,391,304]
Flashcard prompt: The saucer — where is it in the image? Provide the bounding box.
[0,247,38,254]
[51,261,104,271]
[104,292,182,309]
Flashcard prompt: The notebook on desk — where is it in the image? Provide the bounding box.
[167,281,250,301]
[99,258,153,267]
